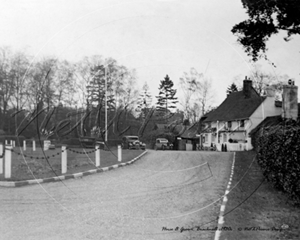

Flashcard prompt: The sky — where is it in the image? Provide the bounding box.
[1,0,300,108]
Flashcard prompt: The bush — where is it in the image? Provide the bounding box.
[256,119,300,205]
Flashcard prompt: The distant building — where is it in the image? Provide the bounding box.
[199,77,286,151]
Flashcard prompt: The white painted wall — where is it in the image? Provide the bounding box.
[249,97,281,136]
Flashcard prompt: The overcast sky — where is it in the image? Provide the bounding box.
[1,0,299,107]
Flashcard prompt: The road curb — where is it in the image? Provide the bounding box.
[0,150,148,188]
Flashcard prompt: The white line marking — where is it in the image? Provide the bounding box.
[214,152,236,240]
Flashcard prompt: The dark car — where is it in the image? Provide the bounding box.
[122,136,146,150]
[154,138,173,150]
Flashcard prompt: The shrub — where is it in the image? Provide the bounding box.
[256,119,300,205]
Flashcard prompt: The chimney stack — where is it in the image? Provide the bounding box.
[282,84,298,120]
[265,85,275,97]
[243,76,252,98]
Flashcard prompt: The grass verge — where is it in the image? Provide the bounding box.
[221,151,300,240]
[0,147,145,181]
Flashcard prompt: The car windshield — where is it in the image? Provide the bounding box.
[128,137,139,141]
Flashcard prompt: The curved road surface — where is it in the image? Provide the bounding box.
[0,150,233,240]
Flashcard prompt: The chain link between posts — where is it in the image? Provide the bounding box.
[1,144,102,160]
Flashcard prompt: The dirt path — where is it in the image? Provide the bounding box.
[0,150,233,240]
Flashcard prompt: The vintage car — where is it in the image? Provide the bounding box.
[121,136,146,150]
[154,138,173,150]
[48,143,56,150]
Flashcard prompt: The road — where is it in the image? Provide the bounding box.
[0,150,233,240]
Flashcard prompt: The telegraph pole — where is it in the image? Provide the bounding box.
[105,66,108,142]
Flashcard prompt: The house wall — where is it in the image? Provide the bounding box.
[249,97,281,136]
[228,132,245,141]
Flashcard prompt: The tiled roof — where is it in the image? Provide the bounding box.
[180,123,198,139]
[249,115,283,136]
[204,88,264,122]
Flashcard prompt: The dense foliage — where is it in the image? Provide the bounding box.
[232,0,300,61]
[226,83,239,95]
[255,119,300,205]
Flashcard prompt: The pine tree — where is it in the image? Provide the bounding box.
[156,75,178,116]
[86,65,115,128]
[136,82,152,120]
[226,83,238,96]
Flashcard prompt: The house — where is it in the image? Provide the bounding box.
[178,123,199,151]
[249,84,299,147]
[199,77,284,151]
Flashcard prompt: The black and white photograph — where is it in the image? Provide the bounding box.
[0,0,300,239]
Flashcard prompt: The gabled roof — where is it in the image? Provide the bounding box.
[204,88,265,122]
[249,115,283,136]
[180,123,198,139]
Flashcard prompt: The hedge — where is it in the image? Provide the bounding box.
[256,119,300,205]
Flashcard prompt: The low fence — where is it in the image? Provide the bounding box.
[0,143,123,179]
[215,142,252,152]
[202,139,253,152]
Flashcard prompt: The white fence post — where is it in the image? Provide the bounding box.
[95,145,100,167]
[61,146,67,174]
[32,140,36,151]
[5,145,12,179]
[5,140,8,145]
[0,144,3,174]
[118,145,122,162]
[23,140,26,151]
[12,141,15,147]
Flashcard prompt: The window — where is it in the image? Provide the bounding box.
[240,120,245,128]
[228,121,232,129]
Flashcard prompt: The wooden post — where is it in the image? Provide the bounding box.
[5,145,12,178]
[61,146,67,174]
[0,144,3,174]
[118,145,122,162]
[23,140,26,151]
[32,140,36,151]
[95,145,100,167]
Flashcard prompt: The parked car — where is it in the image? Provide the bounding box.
[79,137,98,148]
[48,144,56,150]
[122,136,146,150]
[154,138,173,150]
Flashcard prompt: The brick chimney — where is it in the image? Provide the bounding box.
[282,84,298,120]
[243,76,252,98]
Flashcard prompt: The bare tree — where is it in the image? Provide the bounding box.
[179,68,203,122]
[179,68,213,123]
[55,60,76,107]
[0,47,14,129]
[234,64,290,99]
[26,57,58,111]
[9,50,31,110]
[197,78,213,116]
